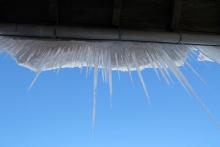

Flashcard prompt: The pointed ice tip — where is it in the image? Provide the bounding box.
[28,72,41,91]
[193,94,220,130]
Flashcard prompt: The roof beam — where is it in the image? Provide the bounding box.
[170,0,182,31]
[112,0,123,26]
[1,23,220,46]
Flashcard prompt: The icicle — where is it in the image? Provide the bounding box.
[114,53,121,80]
[92,64,98,131]
[107,51,113,97]
[185,61,206,84]
[159,48,220,128]
[28,72,41,91]
[85,66,90,79]
[107,49,113,108]
[131,53,150,104]
[92,44,100,132]
[124,49,134,85]
[150,48,171,85]
[144,49,161,81]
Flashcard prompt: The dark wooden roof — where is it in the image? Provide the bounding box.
[0,0,220,33]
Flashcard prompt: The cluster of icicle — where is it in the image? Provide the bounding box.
[0,36,219,128]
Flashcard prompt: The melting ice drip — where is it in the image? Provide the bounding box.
[0,36,220,128]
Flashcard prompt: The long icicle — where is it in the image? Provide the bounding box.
[92,47,99,134]
[131,52,150,104]
[161,48,220,129]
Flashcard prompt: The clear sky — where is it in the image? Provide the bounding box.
[0,53,220,147]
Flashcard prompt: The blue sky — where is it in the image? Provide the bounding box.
[0,53,220,147]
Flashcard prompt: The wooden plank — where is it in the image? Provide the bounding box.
[49,0,59,24]
[170,0,182,31]
[119,0,172,29]
[180,0,220,33]
[112,0,122,26]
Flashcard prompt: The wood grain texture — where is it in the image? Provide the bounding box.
[0,0,219,33]
[180,0,220,33]
[120,0,173,29]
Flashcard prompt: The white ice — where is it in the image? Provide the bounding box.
[1,36,220,128]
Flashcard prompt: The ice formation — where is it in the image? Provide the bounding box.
[0,36,220,127]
